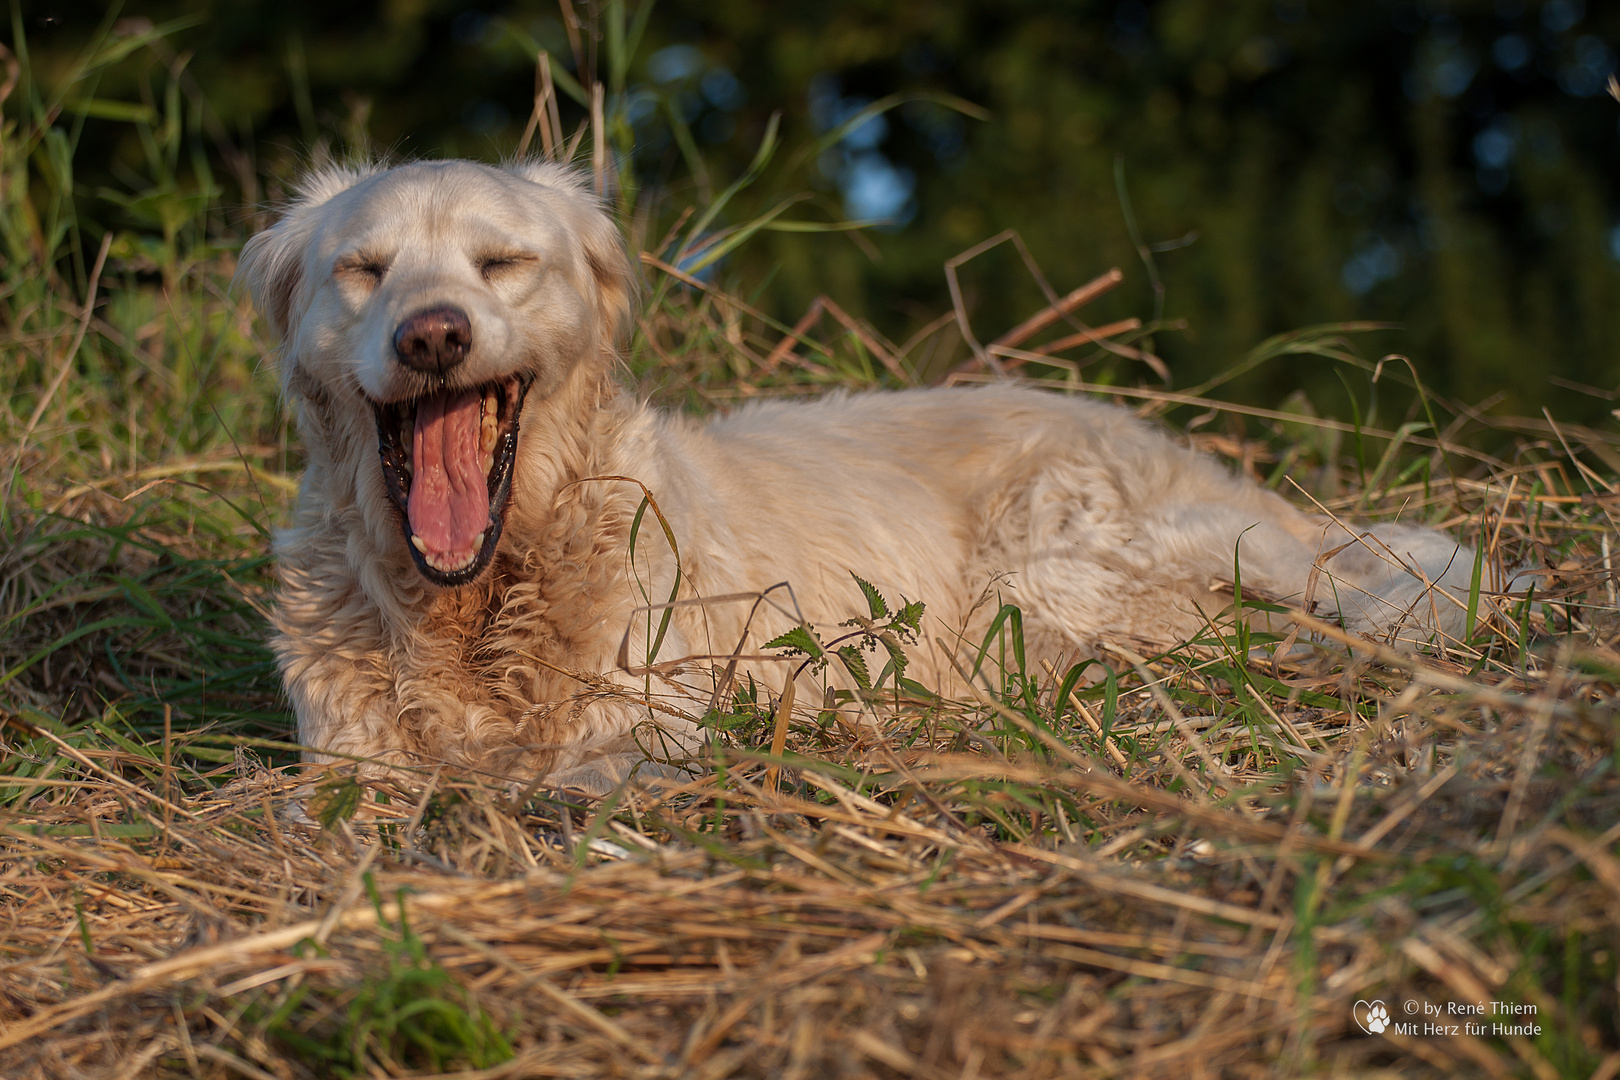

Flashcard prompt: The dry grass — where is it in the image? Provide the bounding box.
[2,631,1618,1080]
[4,244,1620,1079]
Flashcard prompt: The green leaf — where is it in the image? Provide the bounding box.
[852,573,889,619]
[878,632,909,683]
[836,646,872,690]
[764,625,824,660]
[64,99,157,123]
[895,600,926,632]
[627,495,682,664]
[114,574,175,629]
[312,774,363,828]
[1181,322,1394,400]
[34,822,159,838]
[974,603,1026,679]
[1,616,144,689]
[679,194,809,275]
[1465,540,1485,641]
[677,111,781,262]
[763,218,889,233]
[782,91,990,179]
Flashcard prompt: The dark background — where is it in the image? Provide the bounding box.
[16,0,1620,422]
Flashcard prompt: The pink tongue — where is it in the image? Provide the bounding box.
[408,389,489,564]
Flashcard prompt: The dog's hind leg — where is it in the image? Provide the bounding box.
[1302,520,1478,645]
[1003,457,1328,657]
[1006,450,1479,658]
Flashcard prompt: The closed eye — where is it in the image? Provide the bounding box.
[334,254,389,286]
[477,253,537,282]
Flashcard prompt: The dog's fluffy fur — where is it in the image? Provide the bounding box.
[239,159,1475,790]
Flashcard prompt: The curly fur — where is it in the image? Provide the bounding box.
[238,159,1478,791]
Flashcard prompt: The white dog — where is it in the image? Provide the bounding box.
[238,160,1475,789]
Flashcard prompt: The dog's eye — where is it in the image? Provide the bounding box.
[335,256,388,288]
[477,254,533,282]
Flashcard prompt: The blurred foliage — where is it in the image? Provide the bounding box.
[13,0,1620,421]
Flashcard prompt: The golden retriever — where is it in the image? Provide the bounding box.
[238,160,1476,790]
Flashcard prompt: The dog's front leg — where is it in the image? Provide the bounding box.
[275,630,415,768]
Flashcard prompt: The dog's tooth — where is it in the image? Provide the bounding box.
[412,536,427,554]
[473,531,486,550]
[480,412,497,454]
[480,452,494,475]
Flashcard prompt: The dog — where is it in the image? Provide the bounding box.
[238,159,1477,791]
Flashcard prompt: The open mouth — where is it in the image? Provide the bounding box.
[374,376,528,586]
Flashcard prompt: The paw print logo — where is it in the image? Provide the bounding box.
[1353,1000,1390,1034]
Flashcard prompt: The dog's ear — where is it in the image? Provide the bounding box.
[236,164,378,341]
[577,209,635,349]
[237,223,304,341]
[508,161,636,350]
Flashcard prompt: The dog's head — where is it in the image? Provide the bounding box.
[238,160,632,586]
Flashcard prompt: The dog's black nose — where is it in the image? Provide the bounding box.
[394,306,472,374]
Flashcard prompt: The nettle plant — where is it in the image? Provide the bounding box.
[765,574,927,713]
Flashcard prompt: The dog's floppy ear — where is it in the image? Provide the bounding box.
[236,164,379,341]
[577,209,635,350]
[508,161,636,351]
[237,223,305,341]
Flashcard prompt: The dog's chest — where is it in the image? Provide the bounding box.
[413,557,628,688]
